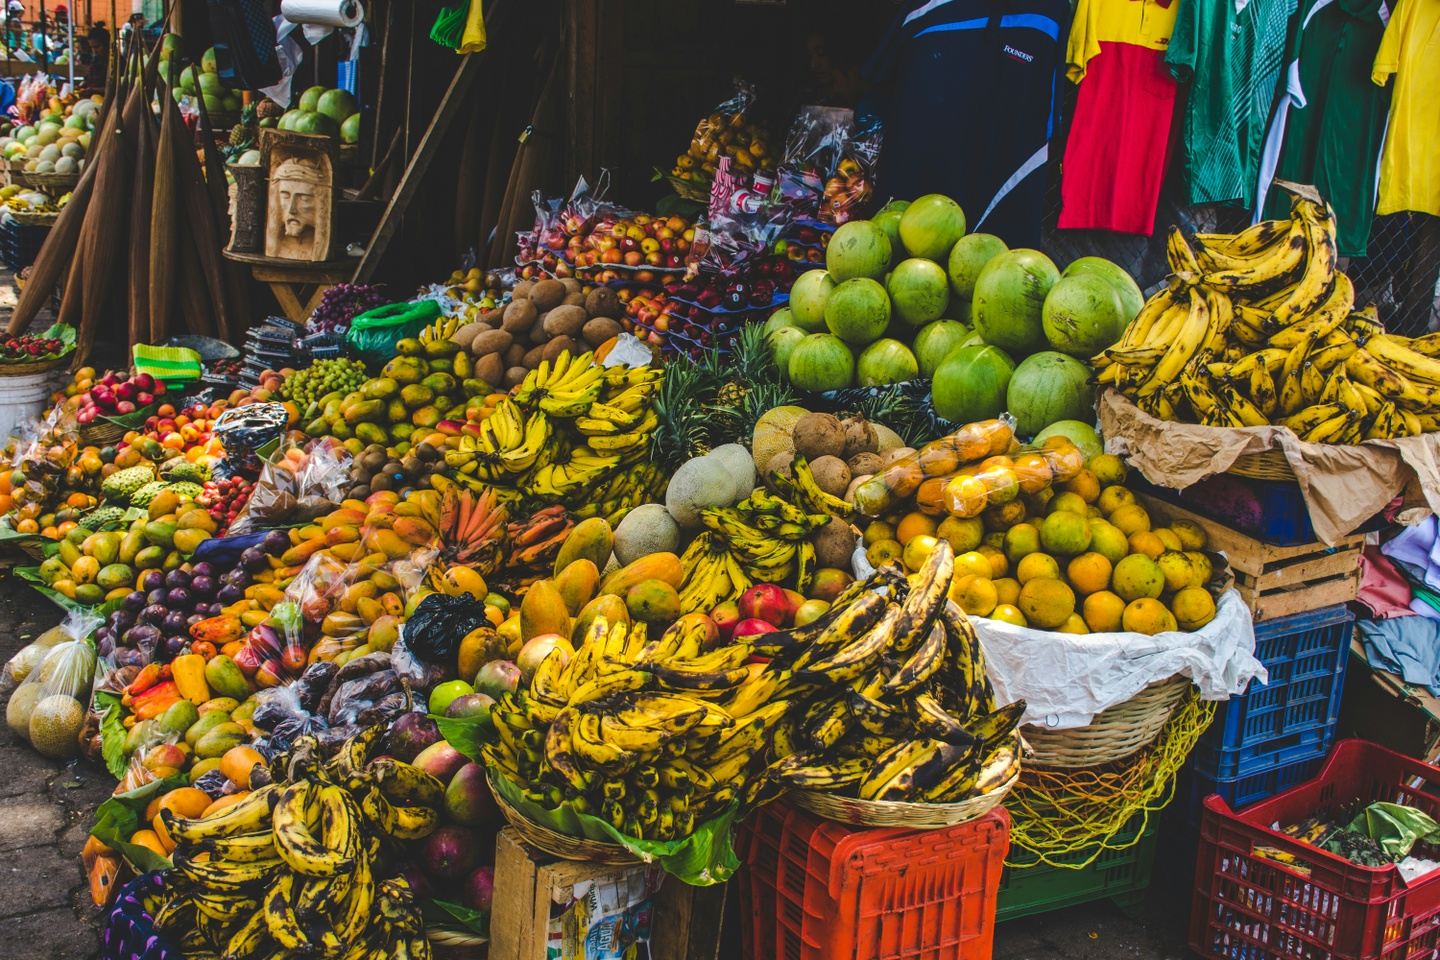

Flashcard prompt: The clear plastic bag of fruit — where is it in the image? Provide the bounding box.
[213,403,290,476]
[5,628,98,759]
[852,418,1017,517]
[666,80,773,199]
[227,439,351,536]
[1,609,93,696]
[822,113,882,224]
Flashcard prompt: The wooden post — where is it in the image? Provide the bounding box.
[562,0,622,186]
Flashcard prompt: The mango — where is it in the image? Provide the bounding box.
[197,697,239,716]
[183,710,232,748]
[173,528,210,556]
[57,540,81,568]
[203,656,251,700]
[519,579,570,642]
[188,757,223,783]
[364,377,399,400]
[626,579,681,626]
[400,384,434,408]
[434,565,487,599]
[133,545,166,570]
[70,555,101,584]
[385,357,424,384]
[143,520,177,549]
[148,491,180,519]
[343,398,385,425]
[85,531,122,565]
[96,563,134,591]
[457,626,502,682]
[421,372,458,394]
[75,584,105,605]
[553,518,614,576]
[231,698,258,733]
[355,422,389,446]
[194,722,246,759]
[177,510,217,532]
[553,559,599,615]
[600,552,684,597]
[573,593,629,643]
[368,614,400,652]
[391,517,438,547]
[363,528,411,561]
[322,611,365,637]
[125,719,155,755]
[156,699,199,735]
[118,528,145,564]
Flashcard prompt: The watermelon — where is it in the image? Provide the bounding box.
[1042,274,1128,358]
[872,201,909,267]
[1063,256,1144,323]
[971,248,1060,357]
[789,270,834,332]
[913,319,973,378]
[931,344,1015,423]
[899,194,967,262]
[856,339,919,387]
[947,233,1008,300]
[767,326,808,371]
[886,258,950,327]
[762,307,799,338]
[787,334,855,392]
[1006,351,1095,437]
[826,220,892,282]
[824,278,891,346]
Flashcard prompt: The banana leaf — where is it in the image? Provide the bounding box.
[489,770,742,886]
[0,520,57,555]
[426,899,488,937]
[89,773,186,874]
[432,711,492,762]
[95,689,128,780]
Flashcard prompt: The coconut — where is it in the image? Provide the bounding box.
[528,279,567,311]
[847,452,884,478]
[613,504,681,565]
[764,450,796,489]
[793,412,846,460]
[706,444,757,502]
[751,405,808,473]
[810,455,852,497]
[813,516,858,569]
[584,287,620,319]
[665,457,738,528]
[841,417,878,458]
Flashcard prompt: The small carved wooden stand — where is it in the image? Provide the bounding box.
[221,249,353,324]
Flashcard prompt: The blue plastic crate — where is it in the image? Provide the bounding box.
[1179,753,1324,829]
[1188,604,1353,781]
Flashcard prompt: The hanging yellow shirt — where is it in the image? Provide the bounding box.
[1067,0,1180,82]
[1372,0,1440,215]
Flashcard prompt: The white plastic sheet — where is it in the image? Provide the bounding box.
[976,589,1266,729]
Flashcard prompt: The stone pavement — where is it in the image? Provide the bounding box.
[0,572,107,960]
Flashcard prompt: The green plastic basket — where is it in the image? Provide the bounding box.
[996,815,1159,922]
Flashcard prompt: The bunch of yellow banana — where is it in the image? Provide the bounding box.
[1095,188,1440,442]
[418,313,462,345]
[483,612,794,841]
[571,461,668,526]
[675,456,848,615]
[753,542,1023,804]
[149,727,440,960]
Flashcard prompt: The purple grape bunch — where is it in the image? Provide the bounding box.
[307,283,388,334]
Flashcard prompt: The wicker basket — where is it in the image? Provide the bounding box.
[1226,449,1296,481]
[0,354,67,375]
[425,925,486,958]
[80,419,128,446]
[7,208,58,226]
[14,170,80,192]
[1022,676,1192,769]
[490,777,638,866]
[791,769,1018,829]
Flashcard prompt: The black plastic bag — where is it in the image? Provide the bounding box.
[404,593,489,665]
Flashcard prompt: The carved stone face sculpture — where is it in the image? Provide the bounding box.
[265,154,330,260]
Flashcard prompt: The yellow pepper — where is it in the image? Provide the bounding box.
[170,654,210,704]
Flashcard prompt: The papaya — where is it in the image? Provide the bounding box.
[573,593,629,643]
[173,528,210,555]
[191,615,244,645]
[626,579,681,626]
[519,579,571,642]
[203,655,251,700]
[197,697,239,716]
[147,490,180,519]
[599,552,684,597]
[553,518,614,576]
[553,559,599,615]
[142,520,177,549]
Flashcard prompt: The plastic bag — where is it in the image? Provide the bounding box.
[5,631,98,759]
[392,632,448,695]
[662,81,775,202]
[213,403,290,476]
[1,612,87,695]
[852,418,1018,516]
[405,593,489,665]
[821,113,883,224]
[776,107,883,224]
[227,440,352,535]
[346,300,444,364]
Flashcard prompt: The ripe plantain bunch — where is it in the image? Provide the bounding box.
[150,726,442,960]
[754,541,1022,805]
[1096,188,1440,442]
[444,351,666,521]
[677,455,848,615]
[484,541,1023,845]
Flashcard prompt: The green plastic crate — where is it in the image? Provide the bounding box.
[996,817,1159,922]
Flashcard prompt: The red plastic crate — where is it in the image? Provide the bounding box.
[1189,739,1440,960]
[739,800,1010,960]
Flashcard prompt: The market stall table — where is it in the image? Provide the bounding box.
[221,249,354,325]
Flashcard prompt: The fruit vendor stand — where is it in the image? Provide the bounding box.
[2,1,1440,959]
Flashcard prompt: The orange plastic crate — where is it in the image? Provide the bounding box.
[739,800,1010,960]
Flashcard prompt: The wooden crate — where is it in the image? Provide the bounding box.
[1138,494,1362,622]
[489,827,723,960]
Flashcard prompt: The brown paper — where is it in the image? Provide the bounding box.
[1099,389,1440,545]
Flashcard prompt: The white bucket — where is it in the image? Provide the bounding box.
[0,369,56,441]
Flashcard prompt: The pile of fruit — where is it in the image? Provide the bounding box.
[0,94,98,176]
[441,267,503,307]
[763,193,1140,440]
[667,105,775,196]
[848,419,1219,635]
[305,282,388,335]
[1098,192,1440,441]
[454,278,624,389]
[196,475,256,535]
[71,371,168,424]
[281,357,370,413]
[0,329,70,362]
[277,84,361,145]
[169,44,244,114]
[142,728,438,960]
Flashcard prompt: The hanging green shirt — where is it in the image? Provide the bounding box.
[1168,0,1300,207]
[1257,0,1391,256]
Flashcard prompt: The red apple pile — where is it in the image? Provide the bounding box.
[0,333,68,361]
[713,582,839,643]
[75,371,166,424]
